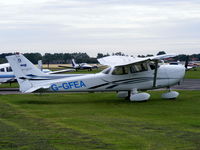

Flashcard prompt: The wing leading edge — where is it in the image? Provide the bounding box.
[97,54,177,67]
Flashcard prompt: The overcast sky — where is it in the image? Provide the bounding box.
[0,0,200,56]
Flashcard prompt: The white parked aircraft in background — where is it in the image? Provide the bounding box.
[59,59,97,71]
[6,53,185,101]
[0,63,15,84]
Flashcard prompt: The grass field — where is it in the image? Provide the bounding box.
[0,91,200,150]
[185,67,200,79]
[0,82,19,88]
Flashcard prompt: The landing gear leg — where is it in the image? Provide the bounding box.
[125,91,131,100]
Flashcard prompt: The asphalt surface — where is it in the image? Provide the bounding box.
[0,88,20,95]
[0,79,199,95]
[172,79,200,90]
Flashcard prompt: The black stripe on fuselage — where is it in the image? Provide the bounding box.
[89,77,153,89]
[88,83,110,89]
[89,77,171,89]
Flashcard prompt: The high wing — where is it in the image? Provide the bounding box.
[98,56,149,67]
[97,54,177,67]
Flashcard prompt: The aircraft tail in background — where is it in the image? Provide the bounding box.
[71,59,78,67]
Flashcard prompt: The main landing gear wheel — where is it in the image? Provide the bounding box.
[129,89,150,102]
[117,89,150,102]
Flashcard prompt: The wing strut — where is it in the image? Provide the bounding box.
[153,60,159,88]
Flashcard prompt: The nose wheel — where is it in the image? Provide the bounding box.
[161,88,179,99]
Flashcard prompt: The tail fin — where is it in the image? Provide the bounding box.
[6,54,47,93]
[38,60,43,71]
[71,59,77,67]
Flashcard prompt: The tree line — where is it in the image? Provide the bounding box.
[0,52,109,64]
[0,51,200,64]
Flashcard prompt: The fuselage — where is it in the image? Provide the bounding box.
[47,63,185,92]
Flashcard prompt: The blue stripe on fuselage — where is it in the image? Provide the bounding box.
[0,75,15,78]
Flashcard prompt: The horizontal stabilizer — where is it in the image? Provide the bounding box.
[24,85,50,93]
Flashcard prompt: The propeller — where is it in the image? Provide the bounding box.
[185,55,189,70]
[181,55,189,84]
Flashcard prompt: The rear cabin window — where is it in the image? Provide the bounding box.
[0,68,5,72]
[130,62,148,73]
[6,67,12,72]
[112,66,129,75]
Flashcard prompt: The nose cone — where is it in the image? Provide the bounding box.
[176,65,186,79]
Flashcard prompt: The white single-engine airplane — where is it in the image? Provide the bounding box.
[6,53,185,101]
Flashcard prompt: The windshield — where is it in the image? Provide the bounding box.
[101,67,111,74]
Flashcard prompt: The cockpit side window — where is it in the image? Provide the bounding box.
[112,66,129,75]
[0,68,5,72]
[149,61,160,70]
[149,62,155,70]
[130,62,148,73]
